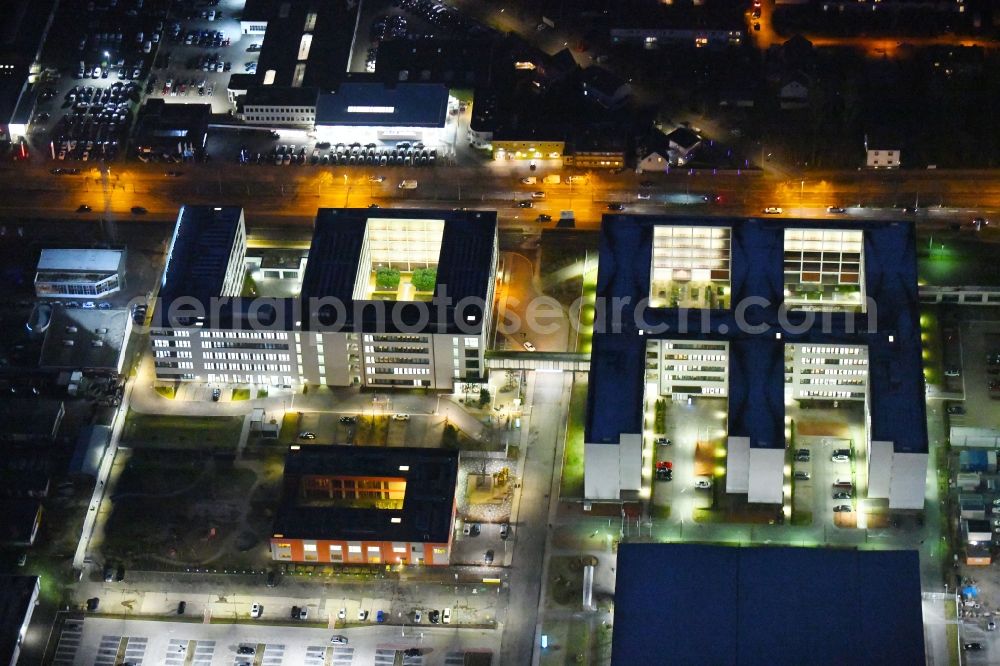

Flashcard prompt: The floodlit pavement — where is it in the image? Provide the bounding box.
[52,615,498,666]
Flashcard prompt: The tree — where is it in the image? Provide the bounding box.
[411,267,437,292]
[442,423,458,448]
[479,388,491,408]
[375,267,400,290]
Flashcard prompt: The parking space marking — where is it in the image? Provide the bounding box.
[261,642,286,666]
[50,620,83,666]
[123,635,148,664]
[445,652,466,665]
[330,645,355,665]
[94,634,123,665]
[164,638,215,665]
[304,645,328,666]
[373,648,398,665]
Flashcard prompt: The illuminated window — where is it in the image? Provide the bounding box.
[347,106,395,114]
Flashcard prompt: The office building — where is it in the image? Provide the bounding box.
[270,445,458,566]
[585,216,928,510]
[151,206,498,390]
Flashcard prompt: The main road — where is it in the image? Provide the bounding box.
[6,159,1000,232]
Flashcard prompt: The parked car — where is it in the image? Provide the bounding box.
[442,607,451,624]
[794,449,810,461]
[86,597,100,611]
[694,478,712,490]
[103,564,114,582]
[376,610,385,623]
[537,214,552,222]
[177,601,186,615]
[762,206,782,214]
[298,432,316,439]
[523,341,536,352]
[250,603,262,618]
[414,609,422,623]
[826,206,846,214]
[392,413,410,421]
[339,415,357,424]
[429,609,440,623]
[211,388,221,402]
[793,471,810,481]
[500,523,510,540]
[947,405,965,415]
[266,570,277,587]
[237,646,255,655]
[833,491,852,500]
[330,635,348,644]
[607,202,625,211]
[485,549,494,565]
[654,437,671,446]
[833,505,852,513]
[358,609,368,621]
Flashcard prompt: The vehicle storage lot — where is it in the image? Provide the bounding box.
[146,0,253,114]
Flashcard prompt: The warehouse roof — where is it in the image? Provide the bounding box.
[612,543,925,666]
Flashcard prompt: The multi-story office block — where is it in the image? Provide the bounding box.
[585,216,927,510]
[151,206,498,390]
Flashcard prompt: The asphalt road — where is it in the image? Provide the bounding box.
[10,159,1000,233]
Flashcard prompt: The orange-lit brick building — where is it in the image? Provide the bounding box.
[270,445,458,566]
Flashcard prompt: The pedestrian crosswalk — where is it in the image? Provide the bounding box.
[50,620,83,666]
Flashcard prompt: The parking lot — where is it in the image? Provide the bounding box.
[145,0,254,114]
[788,402,867,527]
[954,321,1000,430]
[52,615,498,665]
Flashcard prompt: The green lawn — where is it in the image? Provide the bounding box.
[231,388,250,401]
[121,411,244,450]
[560,376,589,499]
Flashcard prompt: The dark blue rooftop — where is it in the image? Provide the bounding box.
[159,205,244,304]
[612,543,925,666]
[301,208,497,334]
[315,83,449,128]
[586,216,927,455]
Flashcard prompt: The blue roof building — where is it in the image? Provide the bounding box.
[585,216,928,509]
[612,543,925,666]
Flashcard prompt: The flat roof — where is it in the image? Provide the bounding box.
[253,0,356,89]
[243,86,318,108]
[159,205,243,304]
[612,544,925,666]
[37,249,124,273]
[39,307,131,372]
[0,575,39,664]
[0,399,63,440]
[273,445,458,544]
[0,501,41,545]
[587,216,927,455]
[315,83,449,128]
[300,208,497,334]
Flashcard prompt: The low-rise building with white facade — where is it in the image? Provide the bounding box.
[34,249,126,299]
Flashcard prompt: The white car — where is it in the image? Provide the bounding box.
[520,177,537,185]
[443,607,451,624]
[368,175,385,183]
[637,192,651,200]
[414,609,422,623]
[250,603,262,618]
[694,478,712,490]
[523,341,536,352]
[831,454,850,463]
[338,607,346,620]
[763,207,783,214]
[392,413,410,421]
[330,635,349,644]
[531,191,546,199]
[358,609,368,621]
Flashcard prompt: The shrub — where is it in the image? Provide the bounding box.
[375,267,400,290]
[411,267,437,292]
